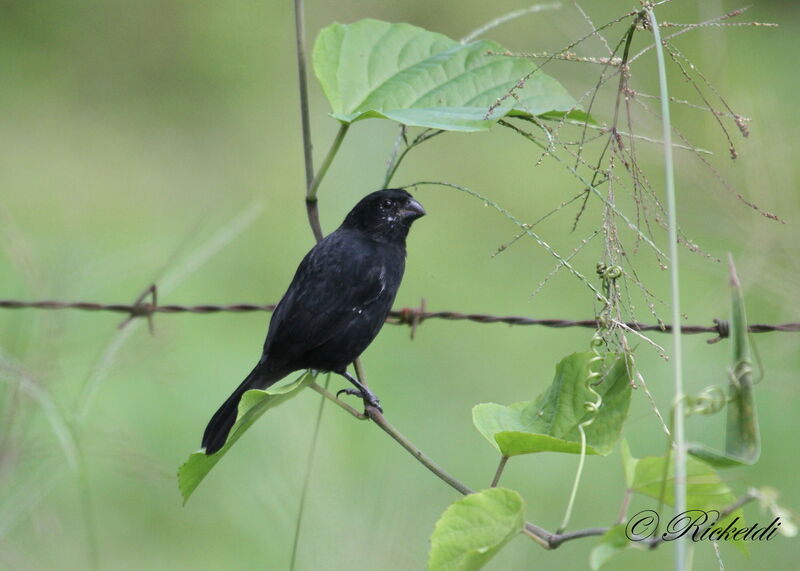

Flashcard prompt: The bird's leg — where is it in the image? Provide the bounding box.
[336,371,383,413]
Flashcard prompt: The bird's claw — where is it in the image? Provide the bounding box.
[363,392,382,413]
[336,387,383,413]
[336,387,361,399]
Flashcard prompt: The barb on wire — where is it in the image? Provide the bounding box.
[1,295,798,343]
[116,284,158,333]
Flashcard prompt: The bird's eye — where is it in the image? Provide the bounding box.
[380,199,393,210]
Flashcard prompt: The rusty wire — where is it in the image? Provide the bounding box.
[1,291,798,344]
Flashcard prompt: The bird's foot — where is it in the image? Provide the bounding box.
[336,387,360,399]
[336,387,383,413]
[361,390,382,413]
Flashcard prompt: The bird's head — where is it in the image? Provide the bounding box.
[341,189,425,242]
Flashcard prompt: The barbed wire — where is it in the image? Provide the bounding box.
[1,290,798,344]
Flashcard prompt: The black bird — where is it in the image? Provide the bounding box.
[201,189,425,454]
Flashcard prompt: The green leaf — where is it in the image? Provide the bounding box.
[686,444,749,468]
[620,439,637,487]
[472,353,632,457]
[313,19,580,132]
[632,455,738,513]
[178,373,313,503]
[724,257,760,462]
[631,453,748,555]
[589,525,630,570]
[428,488,524,571]
[687,256,760,468]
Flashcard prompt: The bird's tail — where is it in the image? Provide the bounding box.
[201,361,282,455]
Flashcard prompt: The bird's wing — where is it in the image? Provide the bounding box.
[261,230,392,367]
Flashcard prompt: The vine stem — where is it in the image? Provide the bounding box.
[646,8,687,571]
[304,122,350,243]
[558,422,588,533]
[293,0,321,242]
[490,456,509,487]
[309,381,366,419]
[289,375,330,570]
[308,123,350,204]
[365,405,473,495]
[309,387,478,497]
[290,0,342,567]
[313,383,759,551]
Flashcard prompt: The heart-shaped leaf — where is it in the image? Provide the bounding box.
[313,19,581,132]
[628,451,748,555]
[473,353,631,457]
[428,488,525,571]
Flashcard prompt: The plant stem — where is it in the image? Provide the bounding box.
[289,375,330,571]
[309,381,366,419]
[406,179,611,304]
[321,391,757,552]
[364,405,473,496]
[383,129,443,188]
[382,126,406,188]
[383,142,412,188]
[73,432,98,571]
[497,120,666,259]
[522,525,551,548]
[291,0,332,563]
[616,489,632,524]
[490,456,509,487]
[545,526,609,549]
[460,2,562,43]
[308,124,350,200]
[646,8,687,571]
[294,0,314,194]
[353,357,370,389]
[306,123,350,236]
[558,424,588,533]
[293,0,349,243]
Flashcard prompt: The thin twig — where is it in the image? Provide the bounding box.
[461,2,562,43]
[405,179,612,305]
[308,382,366,419]
[629,7,759,65]
[293,0,322,242]
[498,120,668,260]
[490,456,509,487]
[617,488,633,524]
[546,526,609,548]
[289,375,330,571]
[541,118,714,154]
[304,123,350,242]
[307,123,350,204]
[364,405,473,496]
[291,2,335,566]
[383,129,444,187]
[322,379,762,552]
[573,1,612,54]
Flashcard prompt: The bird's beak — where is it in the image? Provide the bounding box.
[401,198,426,220]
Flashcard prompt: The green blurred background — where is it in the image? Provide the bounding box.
[1,0,798,569]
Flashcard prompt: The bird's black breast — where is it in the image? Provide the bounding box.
[261,228,405,373]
